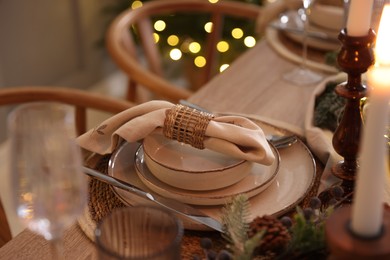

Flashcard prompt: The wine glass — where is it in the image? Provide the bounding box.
[7,102,87,259]
[283,0,323,86]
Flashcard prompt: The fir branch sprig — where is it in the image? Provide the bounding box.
[200,189,346,259]
[281,202,334,258]
[221,194,264,259]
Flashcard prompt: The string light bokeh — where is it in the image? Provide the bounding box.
[99,0,266,89]
[128,0,263,74]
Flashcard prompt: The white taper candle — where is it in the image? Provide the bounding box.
[351,5,390,237]
[346,0,374,36]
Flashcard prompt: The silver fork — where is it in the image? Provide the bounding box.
[266,135,298,149]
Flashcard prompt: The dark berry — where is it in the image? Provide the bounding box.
[217,249,233,260]
[280,216,293,229]
[200,237,213,250]
[330,186,344,199]
[309,197,322,209]
[207,250,218,260]
[303,208,314,221]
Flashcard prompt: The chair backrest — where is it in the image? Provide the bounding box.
[0,86,134,246]
[0,86,134,135]
[106,0,262,102]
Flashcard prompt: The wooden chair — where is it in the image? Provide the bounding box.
[0,86,135,246]
[0,86,134,135]
[106,0,262,102]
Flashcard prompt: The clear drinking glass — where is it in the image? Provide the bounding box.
[8,102,87,259]
[95,206,184,260]
[283,0,323,86]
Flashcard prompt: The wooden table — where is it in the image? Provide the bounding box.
[188,40,328,130]
[0,40,334,259]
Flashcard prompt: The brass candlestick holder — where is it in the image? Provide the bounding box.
[331,28,376,198]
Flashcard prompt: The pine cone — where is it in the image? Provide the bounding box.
[248,215,291,256]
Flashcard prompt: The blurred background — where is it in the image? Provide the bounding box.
[0,0,269,239]
[0,0,265,142]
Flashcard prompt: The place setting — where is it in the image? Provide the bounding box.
[75,100,317,235]
[266,0,345,75]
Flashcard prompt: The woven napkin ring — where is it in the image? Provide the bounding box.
[163,104,214,149]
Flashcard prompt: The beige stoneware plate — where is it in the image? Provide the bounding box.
[108,118,316,230]
[142,133,254,191]
[134,143,280,206]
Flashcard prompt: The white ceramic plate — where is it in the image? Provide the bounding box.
[108,118,316,230]
[134,143,280,206]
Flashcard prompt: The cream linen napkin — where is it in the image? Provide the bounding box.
[305,73,346,164]
[304,73,346,193]
[77,100,275,165]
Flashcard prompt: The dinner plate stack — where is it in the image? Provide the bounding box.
[108,118,317,230]
[134,132,280,206]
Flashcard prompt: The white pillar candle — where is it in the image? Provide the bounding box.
[351,5,390,238]
[346,0,374,36]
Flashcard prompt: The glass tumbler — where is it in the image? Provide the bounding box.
[95,206,183,260]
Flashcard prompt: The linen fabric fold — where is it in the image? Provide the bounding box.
[77,100,275,165]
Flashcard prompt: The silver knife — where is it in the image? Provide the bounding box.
[83,166,224,233]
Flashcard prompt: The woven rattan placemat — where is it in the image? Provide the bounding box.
[77,149,323,259]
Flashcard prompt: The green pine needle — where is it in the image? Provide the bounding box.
[285,207,328,255]
[221,194,262,259]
